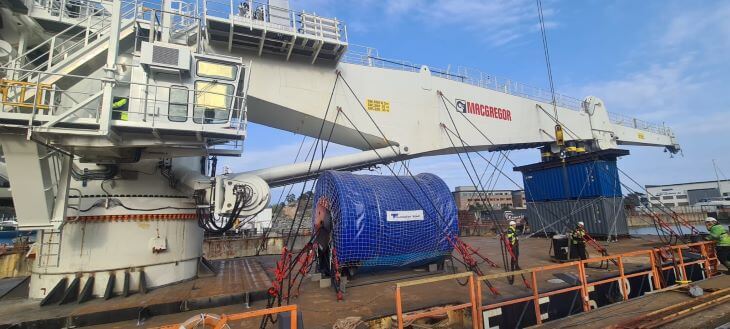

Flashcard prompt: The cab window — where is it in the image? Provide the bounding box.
[194,81,233,124]
[196,61,237,80]
[168,86,188,122]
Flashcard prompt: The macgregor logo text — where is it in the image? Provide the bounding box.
[455,99,512,121]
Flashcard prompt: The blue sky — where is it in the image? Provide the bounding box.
[220,0,730,201]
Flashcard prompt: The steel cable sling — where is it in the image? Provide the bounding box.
[261,76,341,328]
[434,107,601,241]
[437,93,555,236]
[334,72,504,294]
[256,135,313,255]
[618,167,701,237]
[536,96,688,246]
[438,96,530,289]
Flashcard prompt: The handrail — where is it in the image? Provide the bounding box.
[392,240,716,329]
[10,1,138,83]
[5,4,110,69]
[1,66,248,133]
[205,0,347,42]
[395,272,477,329]
[158,304,299,329]
[342,45,672,137]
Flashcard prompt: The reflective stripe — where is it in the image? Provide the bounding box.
[112,98,127,109]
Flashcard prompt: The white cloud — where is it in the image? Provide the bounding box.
[577,2,730,186]
[383,0,554,46]
[291,0,553,46]
[659,2,730,55]
[575,56,704,122]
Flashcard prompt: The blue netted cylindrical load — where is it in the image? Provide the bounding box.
[312,171,458,270]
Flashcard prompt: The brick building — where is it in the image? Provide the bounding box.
[453,186,525,211]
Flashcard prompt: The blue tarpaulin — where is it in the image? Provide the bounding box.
[313,171,458,270]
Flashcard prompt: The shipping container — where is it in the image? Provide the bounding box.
[526,197,629,238]
[514,150,627,202]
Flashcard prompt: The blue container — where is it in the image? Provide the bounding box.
[521,160,622,202]
[312,171,458,270]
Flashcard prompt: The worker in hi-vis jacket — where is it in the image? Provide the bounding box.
[506,221,519,268]
[705,217,730,271]
[571,221,588,260]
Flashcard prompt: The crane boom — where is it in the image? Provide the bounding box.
[211,54,678,201]
[243,56,678,159]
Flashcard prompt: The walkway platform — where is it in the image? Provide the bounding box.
[0,235,718,328]
[0,258,272,329]
[537,275,730,329]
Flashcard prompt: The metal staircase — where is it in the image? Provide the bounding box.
[27,0,113,25]
[6,1,137,87]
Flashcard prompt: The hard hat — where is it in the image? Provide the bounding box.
[578,221,584,226]
[705,217,717,223]
[509,220,516,225]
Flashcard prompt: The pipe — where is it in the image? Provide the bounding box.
[232,147,402,188]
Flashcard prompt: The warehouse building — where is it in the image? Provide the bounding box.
[452,186,525,210]
[645,180,730,207]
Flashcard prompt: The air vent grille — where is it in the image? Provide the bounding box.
[152,45,180,66]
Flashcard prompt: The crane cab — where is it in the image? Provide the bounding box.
[122,41,248,140]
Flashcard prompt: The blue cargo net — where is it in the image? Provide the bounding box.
[312,171,458,271]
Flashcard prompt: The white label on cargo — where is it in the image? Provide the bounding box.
[386,210,424,222]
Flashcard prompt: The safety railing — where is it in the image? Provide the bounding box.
[342,45,672,137]
[7,0,138,83]
[0,79,55,112]
[140,0,201,47]
[158,304,299,329]
[203,0,347,42]
[0,67,247,139]
[395,271,478,329]
[656,241,718,281]
[393,240,717,329]
[342,45,584,111]
[475,260,590,327]
[608,111,671,136]
[29,0,111,21]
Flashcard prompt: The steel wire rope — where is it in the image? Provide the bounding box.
[617,167,700,235]
[334,74,489,290]
[256,135,312,255]
[438,124,607,240]
[287,111,340,251]
[442,124,513,276]
[446,90,691,245]
[335,107,492,290]
[272,113,341,317]
[438,95,528,286]
[437,94,556,233]
[537,0,559,122]
[261,77,340,329]
[283,75,340,249]
[535,109,689,243]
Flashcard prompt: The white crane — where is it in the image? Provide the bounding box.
[0,0,678,302]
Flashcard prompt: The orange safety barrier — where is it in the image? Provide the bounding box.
[655,241,718,281]
[475,260,591,326]
[159,304,298,329]
[393,240,717,329]
[394,271,478,329]
[580,249,660,303]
